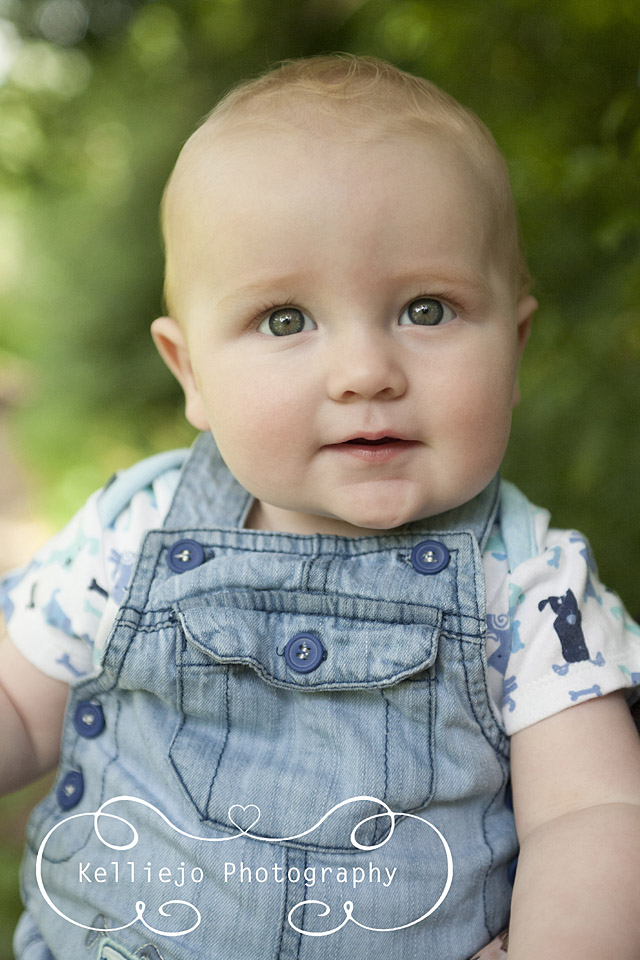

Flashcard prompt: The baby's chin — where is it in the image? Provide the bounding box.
[303,484,494,536]
[249,496,436,538]
[310,491,450,536]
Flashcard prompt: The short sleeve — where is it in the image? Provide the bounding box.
[0,490,107,681]
[0,466,180,683]
[502,519,640,735]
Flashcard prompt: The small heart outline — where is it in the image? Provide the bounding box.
[228,803,261,834]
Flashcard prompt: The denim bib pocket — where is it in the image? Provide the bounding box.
[169,590,441,851]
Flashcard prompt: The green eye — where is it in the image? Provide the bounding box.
[400,298,456,326]
[259,307,315,336]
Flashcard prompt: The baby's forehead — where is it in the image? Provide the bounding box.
[165,108,486,218]
[162,102,525,313]
[162,65,528,309]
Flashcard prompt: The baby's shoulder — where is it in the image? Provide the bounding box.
[0,448,187,682]
[96,447,189,529]
[497,479,593,576]
[493,481,640,736]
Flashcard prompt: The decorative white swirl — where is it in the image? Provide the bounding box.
[36,807,201,936]
[287,811,453,936]
[36,794,451,937]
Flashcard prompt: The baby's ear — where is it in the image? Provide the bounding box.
[512,294,538,408]
[150,317,210,431]
[516,294,538,356]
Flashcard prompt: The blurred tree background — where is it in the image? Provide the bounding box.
[0,0,639,952]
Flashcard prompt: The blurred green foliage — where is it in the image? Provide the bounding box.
[0,0,638,607]
[0,0,639,951]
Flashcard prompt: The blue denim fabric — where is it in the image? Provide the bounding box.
[15,433,517,960]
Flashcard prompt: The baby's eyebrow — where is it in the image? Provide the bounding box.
[216,268,494,311]
[216,275,302,310]
[390,268,493,300]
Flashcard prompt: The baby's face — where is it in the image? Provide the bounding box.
[154,124,535,536]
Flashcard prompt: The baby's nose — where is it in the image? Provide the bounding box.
[326,332,407,402]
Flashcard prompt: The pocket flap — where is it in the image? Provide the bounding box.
[175,589,440,689]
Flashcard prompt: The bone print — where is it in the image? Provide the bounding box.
[502,675,517,712]
[88,577,109,599]
[54,652,85,678]
[569,684,602,702]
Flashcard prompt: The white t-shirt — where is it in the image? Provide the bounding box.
[1,467,638,736]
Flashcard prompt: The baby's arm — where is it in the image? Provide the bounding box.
[507,690,640,959]
[0,610,68,796]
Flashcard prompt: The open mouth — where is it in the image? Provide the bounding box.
[325,436,418,461]
[344,436,401,445]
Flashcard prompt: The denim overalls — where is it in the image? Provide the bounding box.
[15,433,519,960]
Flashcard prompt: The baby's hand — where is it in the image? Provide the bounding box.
[467,928,509,960]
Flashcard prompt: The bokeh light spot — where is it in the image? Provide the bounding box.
[36,0,89,46]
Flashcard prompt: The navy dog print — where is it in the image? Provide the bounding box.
[538,588,590,663]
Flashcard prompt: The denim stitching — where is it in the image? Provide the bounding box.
[460,637,509,760]
[459,638,503,941]
[167,652,195,810]
[481,761,510,938]
[370,690,391,847]
[128,620,176,633]
[295,849,308,960]
[205,667,230,818]
[479,789,497,941]
[168,648,229,821]
[382,691,390,807]
[154,538,474,559]
[126,587,486,629]
[275,845,288,958]
[179,590,475,624]
[320,556,330,593]
[167,715,199,813]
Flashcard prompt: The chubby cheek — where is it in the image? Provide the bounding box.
[444,354,516,469]
[201,369,309,492]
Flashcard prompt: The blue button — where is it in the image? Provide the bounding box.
[73,701,105,738]
[57,770,84,810]
[284,633,325,673]
[411,540,450,574]
[167,539,205,573]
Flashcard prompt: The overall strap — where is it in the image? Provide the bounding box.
[498,480,539,572]
[423,475,501,551]
[163,432,253,529]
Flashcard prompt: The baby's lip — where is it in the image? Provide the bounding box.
[328,431,415,446]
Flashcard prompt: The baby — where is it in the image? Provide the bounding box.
[1,53,640,960]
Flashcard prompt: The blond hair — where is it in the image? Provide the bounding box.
[162,53,530,313]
